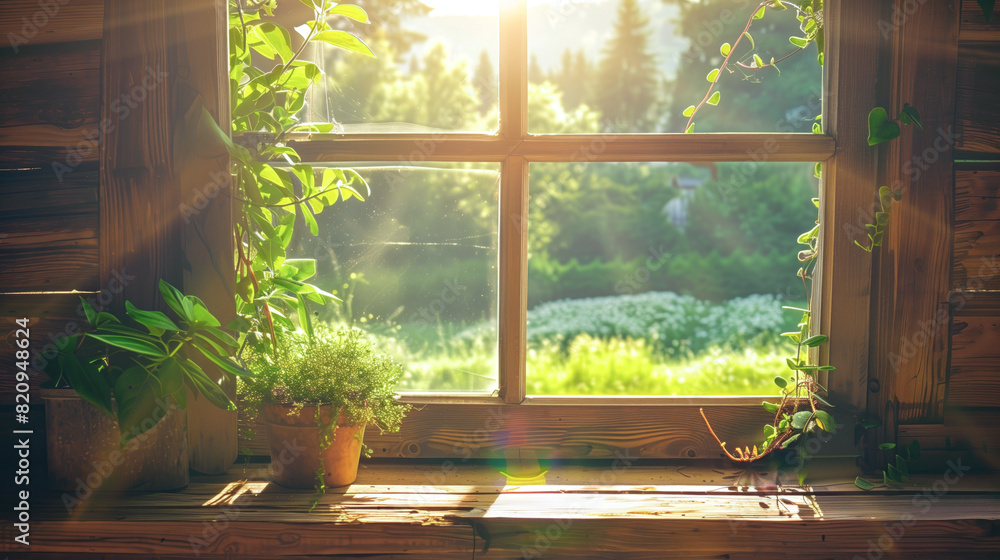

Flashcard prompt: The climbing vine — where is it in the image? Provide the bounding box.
[694,1,924,481]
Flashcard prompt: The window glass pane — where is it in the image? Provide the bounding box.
[305,1,500,133]
[527,0,822,133]
[526,161,819,396]
[286,163,499,392]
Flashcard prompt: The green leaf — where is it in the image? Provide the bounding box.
[59,351,113,417]
[797,224,819,244]
[789,36,808,48]
[896,454,909,475]
[115,366,162,446]
[707,91,721,106]
[720,42,731,56]
[179,358,236,411]
[879,185,895,213]
[762,401,781,414]
[814,410,836,432]
[791,411,813,431]
[186,295,221,328]
[898,105,923,129]
[854,476,875,490]
[753,5,766,19]
[201,326,239,349]
[706,68,720,82]
[803,334,828,347]
[87,333,168,358]
[682,105,696,117]
[312,30,375,57]
[886,463,904,483]
[786,357,799,371]
[743,32,755,50]
[154,357,184,395]
[329,4,369,23]
[253,22,294,64]
[191,341,250,378]
[302,204,319,236]
[159,280,195,323]
[80,297,97,327]
[774,376,788,389]
[752,54,764,69]
[878,442,897,451]
[684,122,695,133]
[126,301,180,332]
[978,0,996,22]
[867,107,901,145]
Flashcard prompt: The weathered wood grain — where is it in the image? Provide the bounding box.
[960,0,1000,40]
[5,463,1000,559]
[169,0,238,475]
[0,94,98,130]
[0,213,99,291]
[241,401,845,460]
[0,40,101,101]
[869,0,958,429]
[955,42,1000,157]
[948,316,1000,407]
[816,0,882,422]
[99,0,181,317]
[0,0,103,48]
[285,133,836,163]
[955,167,1000,222]
[953,220,1000,291]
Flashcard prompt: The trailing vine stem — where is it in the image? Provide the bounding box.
[683,0,822,133]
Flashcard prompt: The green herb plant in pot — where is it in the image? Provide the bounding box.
[241,324,410,495]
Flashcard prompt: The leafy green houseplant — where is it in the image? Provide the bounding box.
[240,323,410,495]
[44,280,250,445]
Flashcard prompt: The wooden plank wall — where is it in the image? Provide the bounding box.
[0,0,106,397]
[895,1,1000,470]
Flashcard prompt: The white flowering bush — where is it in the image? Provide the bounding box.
[527,291,785,353]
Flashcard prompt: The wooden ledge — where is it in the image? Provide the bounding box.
[4,461,1000,559]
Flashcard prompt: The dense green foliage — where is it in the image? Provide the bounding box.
[43,281,248,445]
[240,323,410,432]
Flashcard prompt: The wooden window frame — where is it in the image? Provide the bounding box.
[240,0,881,461]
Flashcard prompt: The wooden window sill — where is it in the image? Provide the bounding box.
[14,460,1000,559]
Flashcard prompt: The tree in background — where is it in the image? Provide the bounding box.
[529,54,545,85]
[662,0,820,132]
[595,0,661,131]
[473,50,498,115]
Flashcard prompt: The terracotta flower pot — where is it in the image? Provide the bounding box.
[41,388,189,493]
[263,402,366,488]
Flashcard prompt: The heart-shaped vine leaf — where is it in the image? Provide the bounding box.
[867,107,901,145]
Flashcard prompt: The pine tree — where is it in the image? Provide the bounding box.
[529,54,545,85]
[594,0,661,132]
[472,50,497,114]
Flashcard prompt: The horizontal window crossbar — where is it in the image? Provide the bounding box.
[285,133,836,163]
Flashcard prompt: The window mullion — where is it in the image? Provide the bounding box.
[498,0,527,140]
[497,0,529,403]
